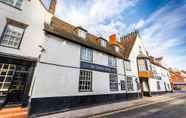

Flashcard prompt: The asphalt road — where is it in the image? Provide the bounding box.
[96,94,186,118]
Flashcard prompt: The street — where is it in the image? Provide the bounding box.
[92,94,186,118]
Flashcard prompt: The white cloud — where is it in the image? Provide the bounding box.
[56,0,138,38]
[140,3,186,70]
[135,19,144,29]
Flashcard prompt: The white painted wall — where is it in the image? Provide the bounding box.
[32,34,127,98]
[0,0,52,58]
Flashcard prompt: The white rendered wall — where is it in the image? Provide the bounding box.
[0,0,52,58]
[32,34,127,98]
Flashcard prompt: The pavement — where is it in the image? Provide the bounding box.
[37,93,185,118]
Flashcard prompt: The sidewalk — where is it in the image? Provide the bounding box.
[37,93,183,118]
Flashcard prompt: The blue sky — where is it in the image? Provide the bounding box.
[45,0,186,70]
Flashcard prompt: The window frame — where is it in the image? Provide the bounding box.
[108,56,117,68]
[127,76,134,91]
[120,80,126,90]
[0,0,24,10]
[100,38,107,47]
[79,70,92,92]
[125,61,131,71]
[78,29,87,39]
[109,73,118,91]
[0,18,28,49]
[80,47,93,63]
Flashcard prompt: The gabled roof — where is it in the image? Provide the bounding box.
[120,31,138,58]
[44,16,128,60]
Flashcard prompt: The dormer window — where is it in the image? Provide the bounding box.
[77,27,87,39]
[100,38,107,47]
[0,0,24,9]
[114,46,120,52]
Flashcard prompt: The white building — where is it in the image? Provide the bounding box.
[0,0,54,117]
[0,0,172,117]
[29,16,141,115]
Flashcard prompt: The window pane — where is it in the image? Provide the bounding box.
[79,70,92,92]
[127,77,133,91]
[0,0,23,8]
[110,74,118,91]
[80,47,93,62]
[0,24,24,48]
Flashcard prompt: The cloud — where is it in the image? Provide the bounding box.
[56,0,138,38]
[139,3,186,70]
[135,19,145,29]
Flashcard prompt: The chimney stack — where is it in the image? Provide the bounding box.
[49,0,57,15]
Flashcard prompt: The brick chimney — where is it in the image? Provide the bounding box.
[49,0,57,15]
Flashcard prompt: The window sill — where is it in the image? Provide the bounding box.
[0,44,20,49]
[0,1,22,11]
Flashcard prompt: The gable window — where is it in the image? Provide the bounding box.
[100,39,107,47]
[0,0,23,9]
[78,29,87,39]
[108,56,116,67]
[80,47,93,62]
[0,19,27,49]
[79,70,92,92]
[109,74,118,91]
[127,77,133,91]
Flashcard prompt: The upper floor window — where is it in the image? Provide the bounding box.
[125,61,131,71]
[0,19,27,49]
[100,38,107,47]
[108,56,116,67]
[77,28,87,39]
[137,59,147,71]
[0,0,23,9]
[80,47,93,62]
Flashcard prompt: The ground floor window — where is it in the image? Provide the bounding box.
[79,70,92,92]
[157,81,161,90]
[110,74,118,91]
[127,77,133,91]
[120,80,126,90]
[0,57,34,107]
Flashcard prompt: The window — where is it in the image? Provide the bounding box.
[157,81,161,90]
[78,29,87,39]
[125,61,131,71]
[100,39,107,47]
[79,70,92,92]
[137,59,147,71]
[80,47,93,62]
[0,0,23,9]
[120,80,126,90]
[0,64,16,97]
[0,23,25,48]
[109,74,118,91]
[108,56,116,67]
[127,77,133,91]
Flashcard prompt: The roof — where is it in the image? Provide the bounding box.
[44,16,128,60]
[120,31,138,58]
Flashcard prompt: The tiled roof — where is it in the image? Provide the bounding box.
[120,31,138,59]
[44,16,128,60]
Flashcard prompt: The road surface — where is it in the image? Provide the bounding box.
[93,94,186,118]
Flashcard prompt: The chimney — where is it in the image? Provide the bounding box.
[109,34,117,45]
[49,0,57,15]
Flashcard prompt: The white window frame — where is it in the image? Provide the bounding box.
[100,39,107,47]
[79,70,92,92]
[127,76,134,91]
[108,56,116,67]
[125,61,131,71]
[0,0,24,9]
[78,29,87,39]
[80,47,93,63]
[109,73,118,91]
[120,80,126,90]
[0,23,25,49]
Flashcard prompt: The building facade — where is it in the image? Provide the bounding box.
[0,0,172,117]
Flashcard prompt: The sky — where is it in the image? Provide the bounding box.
[44,0,186,70]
